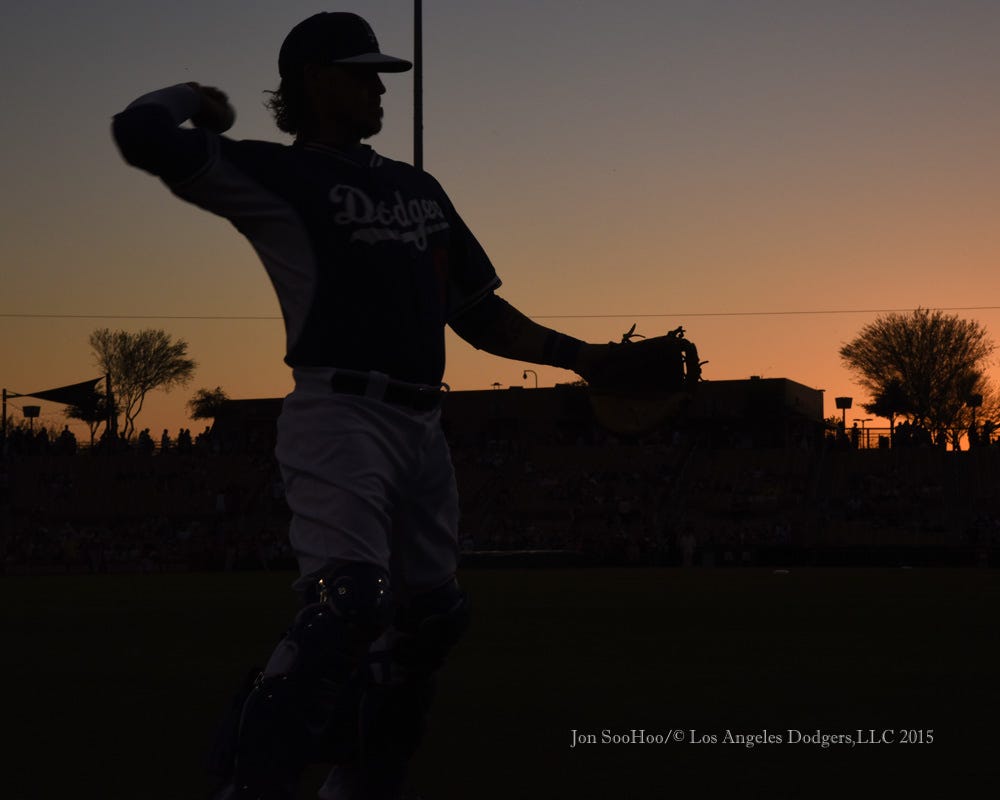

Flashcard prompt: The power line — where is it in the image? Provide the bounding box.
[2,306,1000,321]
[0,313,281,320]
[537,306,1000,319]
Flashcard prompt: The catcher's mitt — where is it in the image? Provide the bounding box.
[583,324,704,435]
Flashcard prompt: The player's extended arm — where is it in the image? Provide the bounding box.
[111,83,235,183]
[449,293,610,376]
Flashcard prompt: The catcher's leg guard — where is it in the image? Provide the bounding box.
[355,578,470,800]
[219,562,392,800]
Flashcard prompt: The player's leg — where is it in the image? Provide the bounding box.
[354,578,470,799]
[316,576,469,800]
[215,561,392,800]
[216,387,407,799]
[347,410,466,799]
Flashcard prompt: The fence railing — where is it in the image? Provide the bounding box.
[833,426,996,450]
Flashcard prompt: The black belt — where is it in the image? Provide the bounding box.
[329,372,446,411]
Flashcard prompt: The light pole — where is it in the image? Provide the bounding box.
[23,405,40,433]
[413,0,423,170]
[853,417,871,448]
[522,369,538,388]
[835,396,853,433]
[967,392,983,428]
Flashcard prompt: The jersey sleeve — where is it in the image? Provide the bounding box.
[112,86,317,355]
[111,84,214,185]
[434,187,502,320]
[112,86,308,255]
[112,85,272,221]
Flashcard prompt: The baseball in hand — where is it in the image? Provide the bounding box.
[188,83,236,133]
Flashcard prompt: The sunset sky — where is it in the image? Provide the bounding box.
[4,0,1000,439]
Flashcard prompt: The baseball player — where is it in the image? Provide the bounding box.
[112,11,614,800]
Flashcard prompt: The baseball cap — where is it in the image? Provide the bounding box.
[279,12,412,77]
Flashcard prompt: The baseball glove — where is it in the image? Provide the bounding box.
[582,324,703,392]
[583,324,704,435]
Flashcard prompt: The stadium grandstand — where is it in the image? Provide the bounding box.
[2,379,998,573]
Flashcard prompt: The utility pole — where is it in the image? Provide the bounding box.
[413,0,423,170]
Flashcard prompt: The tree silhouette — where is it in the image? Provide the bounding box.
[64,386,116,446]
[946,376,1000,449]
[840,308,994,445]
[187,386,229,420]
[89,328,196,440]
[862,377,911,442]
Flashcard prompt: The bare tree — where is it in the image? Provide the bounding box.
[89,328,197,440]
[840,308,994,446]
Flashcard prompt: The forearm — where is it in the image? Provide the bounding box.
[450,293,599,372]
[111,84,209,182]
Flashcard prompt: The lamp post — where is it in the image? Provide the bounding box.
[967,392,983,428]
[835,396,853,431]
[522,369,538,388]
[853,417,871,448]
[23,405,40,433]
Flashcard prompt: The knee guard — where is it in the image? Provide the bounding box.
[391,578,470,678]
[221,563,392,800]
[357,579,470,799]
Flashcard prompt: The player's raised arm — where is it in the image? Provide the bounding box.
[449,292,612,379]
[111,83,235,183]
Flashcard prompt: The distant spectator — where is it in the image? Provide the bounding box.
[195,426,214,453]
[136,428,155,456]
[57,426,77,456]
[967,423,980,449]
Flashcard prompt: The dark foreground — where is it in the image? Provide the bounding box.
[5,568,998,799]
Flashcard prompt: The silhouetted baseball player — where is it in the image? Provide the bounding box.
[113,11,611,800]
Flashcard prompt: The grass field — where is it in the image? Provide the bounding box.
[4,567,998,799]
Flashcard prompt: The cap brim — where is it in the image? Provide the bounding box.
[332,52,413,72]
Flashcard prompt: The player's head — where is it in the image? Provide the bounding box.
[268,12,411,140]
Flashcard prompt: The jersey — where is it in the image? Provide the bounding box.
[112,92,501,386]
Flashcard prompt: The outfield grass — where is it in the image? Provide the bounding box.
[4,568,998,799]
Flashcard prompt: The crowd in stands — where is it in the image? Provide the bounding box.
[1,423,293,574]
[3,418,1000,574]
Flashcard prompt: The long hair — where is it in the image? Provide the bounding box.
[264,77,306,135]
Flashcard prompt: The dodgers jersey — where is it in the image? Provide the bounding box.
[112,86,501,386]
